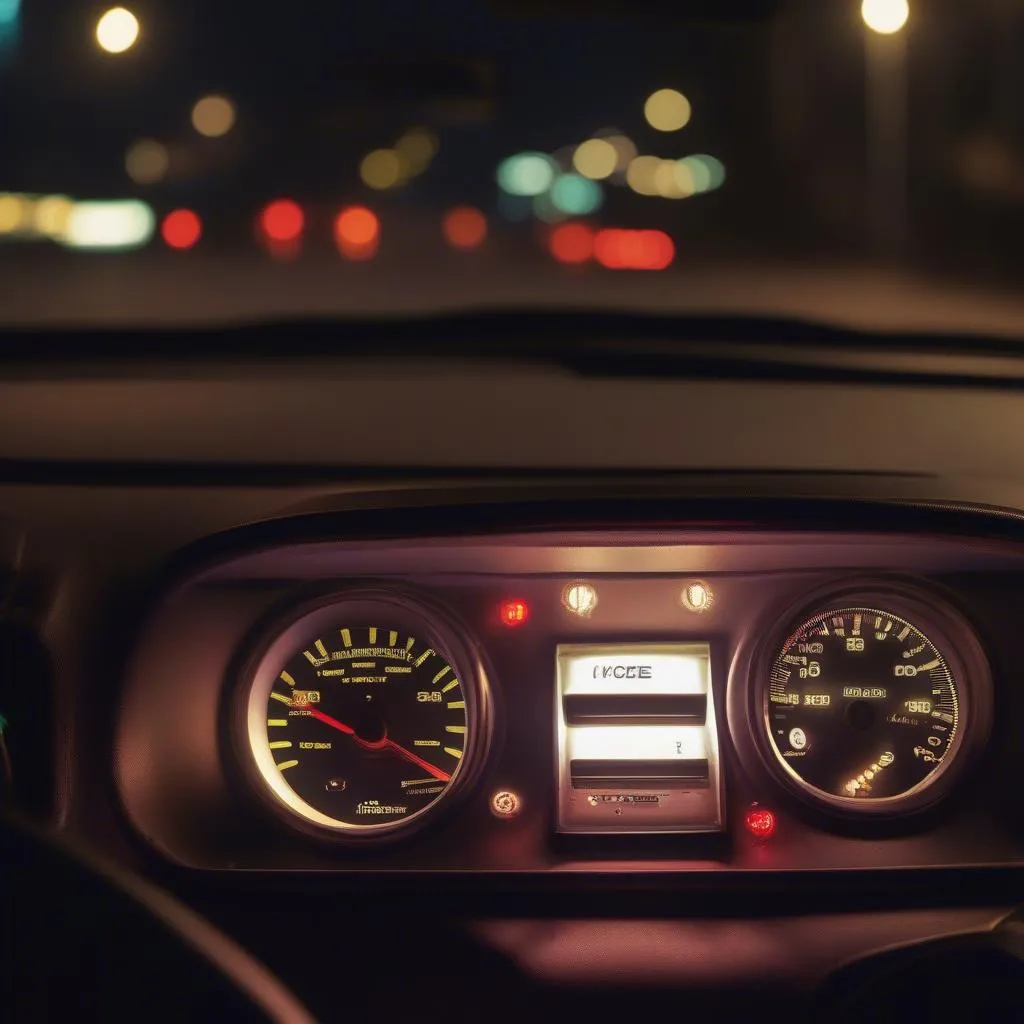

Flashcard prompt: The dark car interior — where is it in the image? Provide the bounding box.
[5,1,1024,1020]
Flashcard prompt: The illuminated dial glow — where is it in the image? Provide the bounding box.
[249,624,469,830]
[766,607,959,803]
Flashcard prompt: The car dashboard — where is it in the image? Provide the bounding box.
[6,340,1024,1020]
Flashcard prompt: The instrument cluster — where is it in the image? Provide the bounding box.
[113,510,1024,874]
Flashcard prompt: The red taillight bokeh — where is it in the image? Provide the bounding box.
[549,223,594,264]
[593,229,674,270]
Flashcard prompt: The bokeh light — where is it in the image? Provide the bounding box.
[549,223,594,265]
[601,133,638,174]
[95,7,139,54]
[681,154,726,192]
[644,89,692,132]
[654,159,692,199]
[0,194,28,234]
[125,139,168,185]
[572,138,617,180]
[625,155,662,196]
[360,149,406,190]
[497,152,556,197]
[861,0,909,34]
[335,205,380,260]
[260,199,304,243]
[161,209,202,250]
[594,229,675,271]
[395,127,438,174]
[192,95,236,138]
[551,173,603,215]
[442,207,487,250]
[59,199,155,250]
[34,195,72,237]
[0,0,19,26]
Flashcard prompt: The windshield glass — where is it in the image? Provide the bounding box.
[2,0,1023,333]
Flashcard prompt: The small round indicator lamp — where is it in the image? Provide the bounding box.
[562,581,598,618]
[499,598,529,627]
[744,805,776,841]
[681,580,714,613]
[491,790,522,819]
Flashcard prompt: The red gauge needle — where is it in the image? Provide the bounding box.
[303,704,451,783]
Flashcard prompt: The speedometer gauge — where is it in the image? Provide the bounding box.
[237,590,492,841]
[753,588,992,816]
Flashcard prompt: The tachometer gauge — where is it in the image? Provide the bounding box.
[754,589,992,816]
[237,590,492,841]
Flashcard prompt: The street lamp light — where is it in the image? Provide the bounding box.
[862,0,909,261]
[95,7,139,54]
[861,0,909,36]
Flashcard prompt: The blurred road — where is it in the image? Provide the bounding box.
[2,223,1024,338]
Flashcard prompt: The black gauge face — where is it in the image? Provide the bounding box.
[246,621,470,833]
[765,607,961,806]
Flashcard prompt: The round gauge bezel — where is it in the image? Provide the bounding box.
[232,585,494,844]
[732,579,993,818]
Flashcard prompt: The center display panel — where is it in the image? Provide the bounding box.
[555,642,724,833]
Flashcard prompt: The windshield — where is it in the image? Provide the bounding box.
[2,0,1023,334]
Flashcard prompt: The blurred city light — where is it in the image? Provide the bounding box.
[654,159,692,199]
[95,7,139,54]
[549,223,594,265]
[125,139,168,185]
[59,199,155,250]
[395,127,438,174]
[626,155,662,196]
[161,209,202,250]
[335,205,379,260]
[442,207,487,250]
[192,95,236,138]
[34,195,72,237]
[644,89,691,132]
[550,173,603,215]
[360,149,406,190]
[602,133,638,174]
[260,200,304,243]
[497,152,556,197]
[572,138,617,181]
[594,229,674,270]
[861,0,909,34]
[681,154,726,192]
[0,194,28,234]
[0,0,18,27]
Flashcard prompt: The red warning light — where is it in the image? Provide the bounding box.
[260,199,304,243]
[499,598,530,627]
[161,209,202,250]
[744,806,776,841]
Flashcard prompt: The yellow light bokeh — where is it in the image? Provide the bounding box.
[644,88,692,132]
[625,155,662,196]
[34,195,73,237]
[395,127,438,174]
[125,139,169,184]
[95,7,139,54]
[192,95,236,138]
[360,149,406,190]
[605,134,638,173]
[0,194,28,233]
[861,0,909,34]
[572,138,617,180]
[654,159,694,199]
